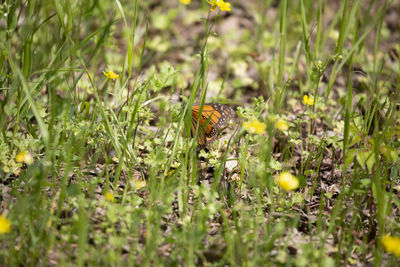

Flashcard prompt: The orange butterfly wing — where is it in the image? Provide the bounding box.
[191,103,235,147]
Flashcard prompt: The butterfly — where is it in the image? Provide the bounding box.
[191,103,236,148]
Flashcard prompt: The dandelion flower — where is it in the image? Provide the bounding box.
[180,0,191,4]
[0,215,11,234]
[276,118,289,132]
[104,191,116,202]
[134,179,147,190]
[206,0,231,12]
[15,151,34,165]
[303,95,314,106]
[276,171,299,191]
[382,235,400,257]
[243,119,266,135]
[103,70,120,80]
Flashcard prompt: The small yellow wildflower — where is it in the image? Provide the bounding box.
[303,95,314,106]
[382,235,400,257]
[275,171,299,191]
[276,118,289,132]
[218,1,231,11]
[206,0,231,12]
[103,70,120,80]
[134,179,147,190]
[180,0,191,4]
[104,191,116,202]
[0,215,11,234]
[15,151,34,165]
[243,119,266,135]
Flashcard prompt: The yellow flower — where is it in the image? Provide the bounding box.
[15,151,34,165]
[243,119,266,135]
[206,0,231,12]
[382,235,400,257]
[276,119,289,132]
[275,171,299,191]
[180,0,191,4]
[104,191,116,202]
[218,1,231,11]
[103,70,120,80]
[0,215,11,234]
[303,95,314,106]
[134,179,147,190]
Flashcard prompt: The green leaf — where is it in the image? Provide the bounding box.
[356,150,375,172]
[269,158,282,171]
[344,149,356,170]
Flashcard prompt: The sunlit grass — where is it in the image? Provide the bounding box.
[0,0,399,266]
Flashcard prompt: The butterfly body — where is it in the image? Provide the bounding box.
[191,103,236,147]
